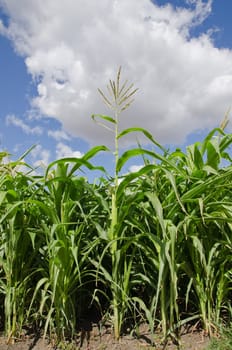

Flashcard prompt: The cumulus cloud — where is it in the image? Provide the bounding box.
[1,0,232,147]
[30,144,50,167]
[48,129,70,141]
[6,114,43,135]
[56,142,83,159]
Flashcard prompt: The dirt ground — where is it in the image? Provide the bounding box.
[0,325,210,350]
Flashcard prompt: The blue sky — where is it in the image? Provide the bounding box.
[0,0,232,178]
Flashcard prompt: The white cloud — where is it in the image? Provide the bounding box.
[6,114,43,135]
[30,144,50,167]
[48,129,70,141]
[1,0,232,148]
[56,142,83,159]
[129,165,144,173]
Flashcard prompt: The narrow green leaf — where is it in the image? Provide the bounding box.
[194,144,204,170]
[91,114,116,124]
[116,148,184,175]
[118,127,166,151]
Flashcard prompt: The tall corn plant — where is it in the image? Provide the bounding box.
[168,128,232,337]
[120,155,185,343]
[93,70,170,339]
[113,124,196,341]
[92,67,140,339]
[0,153,42,341]
[93,68,189,340]
[178,131,232,335]
[28,148,107,341]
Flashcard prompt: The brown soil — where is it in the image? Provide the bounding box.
[0,325,210,350]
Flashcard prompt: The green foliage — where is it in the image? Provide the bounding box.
[0,70,231,348]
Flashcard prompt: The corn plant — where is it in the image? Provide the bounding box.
[92,68,177,340]
[93,68,183,342]
[177,128,232,334]
[27,148,107,341]
[121,160,184,343]
[0,154,42,341]
[92,67,142,339]
[180,173,232,334]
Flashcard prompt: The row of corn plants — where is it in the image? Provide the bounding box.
[0,70,231,347]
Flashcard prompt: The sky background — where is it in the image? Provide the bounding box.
[0,0,232,178]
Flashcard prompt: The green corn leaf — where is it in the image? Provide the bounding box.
[91,114,116,124]
[116,147,184,174]
[145,192,166,237]
[194,143,204,170]
[117,126,166,151]
[206,140,220,169]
